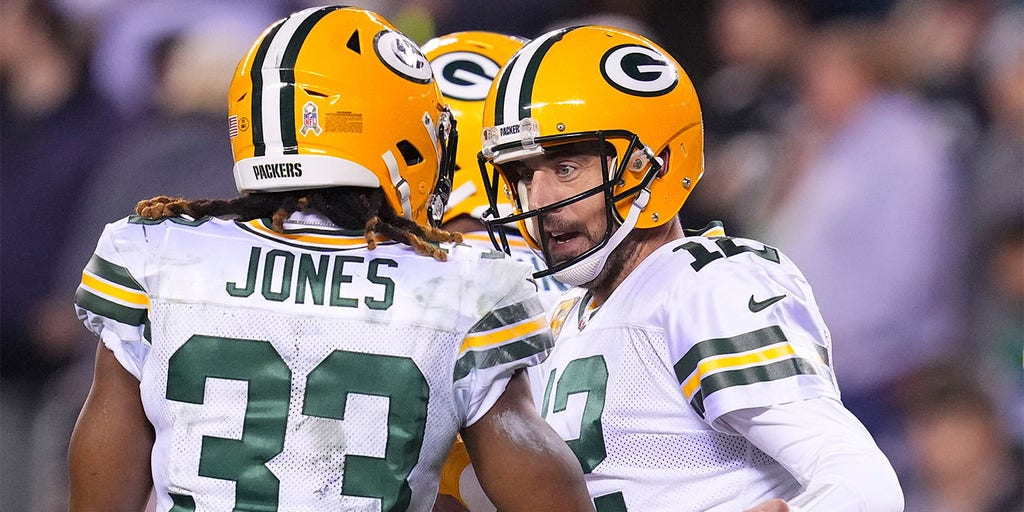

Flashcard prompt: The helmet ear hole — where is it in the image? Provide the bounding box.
[396,140,424,166]
[656,148,669,179]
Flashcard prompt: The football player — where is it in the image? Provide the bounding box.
[67,7,594,512]
[423,30,570,310]
[474,25,905,511]
[423,31,573,512]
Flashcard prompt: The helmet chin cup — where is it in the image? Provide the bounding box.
[550,187,648,287]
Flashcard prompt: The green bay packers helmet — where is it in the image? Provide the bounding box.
[421,31,526,225]
[479,25,704,285]
[229,6,457,227]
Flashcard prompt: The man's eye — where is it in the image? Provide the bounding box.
[520,170,536,184]
[556,164,576,177]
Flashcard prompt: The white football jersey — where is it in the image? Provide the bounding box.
[458,232,570,310]
[75,213,552,512]
[534,229,840,511]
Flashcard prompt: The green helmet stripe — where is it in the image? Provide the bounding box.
[277,6,341,155]
[494,27,576,126]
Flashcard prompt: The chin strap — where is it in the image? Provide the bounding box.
[552,188,650,287]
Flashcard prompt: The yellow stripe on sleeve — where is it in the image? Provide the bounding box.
[81,272,149,306]
[682,343,796,399]
[459,316,548,354]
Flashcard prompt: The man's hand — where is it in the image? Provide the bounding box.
[744,499,790,512]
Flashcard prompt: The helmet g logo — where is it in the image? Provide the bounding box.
[375,30,433,84]
[430,51,500,101]
[600,44,678,97]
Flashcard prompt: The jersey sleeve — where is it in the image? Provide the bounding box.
[74,217,155,380]
[452,264,554,427]
[665,238,840,430]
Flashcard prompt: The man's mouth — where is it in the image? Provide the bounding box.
[545,229,589,264]
[549,231,580,245]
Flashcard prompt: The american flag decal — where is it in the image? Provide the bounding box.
[228,115,239,138]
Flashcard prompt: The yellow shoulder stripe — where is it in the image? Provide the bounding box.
[459,316,547,355]
[80,272,149,307]
[682,343,795,399]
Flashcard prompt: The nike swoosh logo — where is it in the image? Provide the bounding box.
[748,294,787,312]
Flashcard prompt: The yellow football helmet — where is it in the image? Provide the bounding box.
[478,25,704,284]
[421,31,526,225]
[229,6,457,227]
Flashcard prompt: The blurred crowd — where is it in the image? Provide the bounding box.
[1,0,1020,510]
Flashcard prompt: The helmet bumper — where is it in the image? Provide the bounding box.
[233,154,380,193]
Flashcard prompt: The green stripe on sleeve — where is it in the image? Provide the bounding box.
[453,332,553,382]
[673,326,788,384]
[811,342,831,367]
[468,298,546,334]
[689,357,818,418]
[85,254,145,291]
[75,288,148,327]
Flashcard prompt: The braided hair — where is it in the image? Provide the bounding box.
[136,187,462,261]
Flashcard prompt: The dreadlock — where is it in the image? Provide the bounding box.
[136,187,463,261]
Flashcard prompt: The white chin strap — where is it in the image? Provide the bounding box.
[552,188,650,287]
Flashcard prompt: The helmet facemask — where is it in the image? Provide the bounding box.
[427,109,458,228]
[422,31,527,225]
[480,129,663,286]
[478,25,703,285]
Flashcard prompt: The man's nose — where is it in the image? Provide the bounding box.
[526,171,561,211]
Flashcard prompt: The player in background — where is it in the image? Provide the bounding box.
[423,31,570,309]
[476,25,904,511]
[68,7,593,512]
[422,31,572,512]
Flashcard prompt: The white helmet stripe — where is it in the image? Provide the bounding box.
[494,27,575,126]
[252,6,339,156]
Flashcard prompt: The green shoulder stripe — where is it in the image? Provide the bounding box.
[75,287,149,327]
[689,357,818,418]
[468,298,545,334]
[85,254,144,291]
[673,326,787,384]
[811,342,831,367]
[453,332,552,382]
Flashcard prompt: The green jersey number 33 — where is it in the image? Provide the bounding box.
[165,334,428,511]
